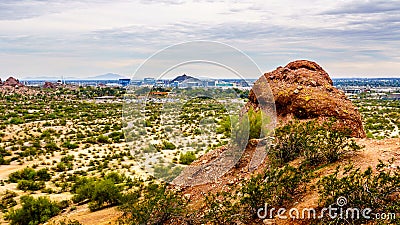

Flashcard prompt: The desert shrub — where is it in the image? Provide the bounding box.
[109,131,124,142]
[202,165,310,224]
[247,106,269,139]
[61,155,74,163]
[84,137,97,144]
[239,165,309,220]
[104,172,126,184]
[72,178,122,211]
[36,168,51,181]
[9,167,51,183]
[0,147,11,165]
[204,191,240,224]
[179,151,196,165]
[61,141,78,149]
[119,182,189,225]
[317,161,400,224]
[216,116,231,136]
[162,140,176,150]
[54,162,72,172]
[0,147,11,156]
[17,180,45,191]
[0,154,10,165]
[0,190,17,213]
[88,179,122,211]
[45,142,60,152]
[9,117,24,125]
[269,120,361,167]
[5,196,60,225]
[97,135,110,144]
[218,107,271,144]
[48,218,82,225]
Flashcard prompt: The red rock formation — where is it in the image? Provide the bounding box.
[3,77,24,87]
[248,60,366,138]
[43,81,57,89]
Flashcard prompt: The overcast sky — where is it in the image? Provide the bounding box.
[0,0,399,79]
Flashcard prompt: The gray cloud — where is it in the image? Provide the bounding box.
[0,0,112,20]
[323,0,400,14]
[0,0,399,77]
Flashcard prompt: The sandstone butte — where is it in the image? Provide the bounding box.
[248,59,366,138]
[1,76,24,87]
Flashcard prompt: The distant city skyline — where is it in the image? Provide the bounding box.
[1,0,399,79]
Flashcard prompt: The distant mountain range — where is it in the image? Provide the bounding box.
[89,73,128,80]
[21,73,129,80]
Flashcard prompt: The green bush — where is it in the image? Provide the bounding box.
[268,120,361,167]
[9,117,24,125]
[239,165,309,220]
[119,182,189,225]
[97,135,110,144]
[218,107,271,144]
[61,141,78,149]
[17,180,45,191]
[9,167,51,183]
[162,140,176,150]
[0,154,10,165]
[45,142,60,152]
[0,147,11,165]
[88,179,122,211]
[204,191,240,224]
[36,168,51,181]
[317,161,400,224]
[5,196,60,225]
[202,164,310,224]
[179,151,196,165]
[104,172,126,184]
[247,106,269,139]
[0,190,17,213]
[72,178,122,211]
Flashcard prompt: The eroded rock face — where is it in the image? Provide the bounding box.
[248,60,366,138]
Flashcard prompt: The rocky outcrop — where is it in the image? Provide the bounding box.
[248,60,366,138]
[3,77,24,87]
[43,81,57,89]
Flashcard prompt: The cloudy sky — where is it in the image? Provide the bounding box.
[0,0,399,79]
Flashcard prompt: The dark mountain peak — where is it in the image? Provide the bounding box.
[170,74,199,83]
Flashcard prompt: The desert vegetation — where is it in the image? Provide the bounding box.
[354,98,400,139]
[0,86,399,225]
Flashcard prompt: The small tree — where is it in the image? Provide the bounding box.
[5,196,60,225]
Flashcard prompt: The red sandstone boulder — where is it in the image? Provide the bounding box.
[248,60,366,138]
